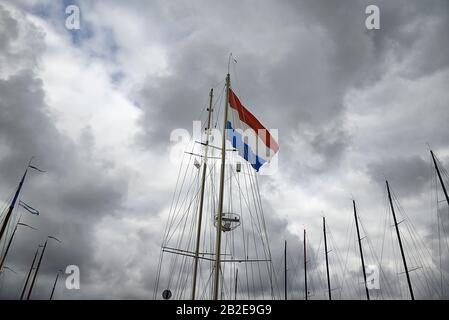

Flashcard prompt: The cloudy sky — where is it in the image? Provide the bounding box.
[0,0,448,300]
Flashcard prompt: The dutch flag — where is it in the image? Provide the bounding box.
[226,89,279,171]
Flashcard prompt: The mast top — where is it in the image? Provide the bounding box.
[227,53,233,74]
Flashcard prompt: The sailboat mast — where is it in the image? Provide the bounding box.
[27,239,48,300]
[430,150,449,207]
[20,245,40,300]
[191,88,214,300]
[213,73,231,300]
[304,229,308,301]
[0,169,28,243]
[353,200,370,300]
[386,180,414,300]
[0,223,19,271]
[323,217,332,300]
[284,240,287,300]
[234,268,238,300]
[49,271,61,300]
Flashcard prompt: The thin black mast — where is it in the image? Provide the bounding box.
[386,180,414,300]
[26,236,61,300]
[284,240,287,300]
[20,245,41,300]
[431,150,449,207]
[0,223,19,272]
[27,239,48,300]
[0,159,43,244]
[304,229,308,300]
[353,200,370,300]
[234,268,238,300]
[0,222,36,271]
[323,217,332,300]
[0,169,28,243]
[49,271,62,300]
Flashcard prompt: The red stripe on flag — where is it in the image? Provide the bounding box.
[228,89,279,153]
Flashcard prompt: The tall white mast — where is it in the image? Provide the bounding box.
[191,88,214,300]
[213,73,231,300]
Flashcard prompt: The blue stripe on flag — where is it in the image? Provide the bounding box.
[226,121,266,171]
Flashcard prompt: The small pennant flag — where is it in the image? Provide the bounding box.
[28,165,46,173]
[19,201,40,215]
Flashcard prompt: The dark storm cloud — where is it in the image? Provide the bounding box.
[366,155,430,197]
[0,4,45,77]
[309,122,352,171]
[133,0,449,178]
[137,45,226,149]
[368,0,449,79]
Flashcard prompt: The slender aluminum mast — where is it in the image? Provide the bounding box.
[353,200,370,300]
[191,88,214,300]
[20,245,41,300]
[323,217,332,300]
[213,73,231,300]
[49,270,62,300]
[430,150,449,208]
[304,229,308,300]
[386,180,414,300]
[27,236,61,300]
[26,239,48,300]
[284,240,287,300]
[234,268,238,300]
[0,170,28,243]
[0,159,43,244]
[0,222,36,271]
